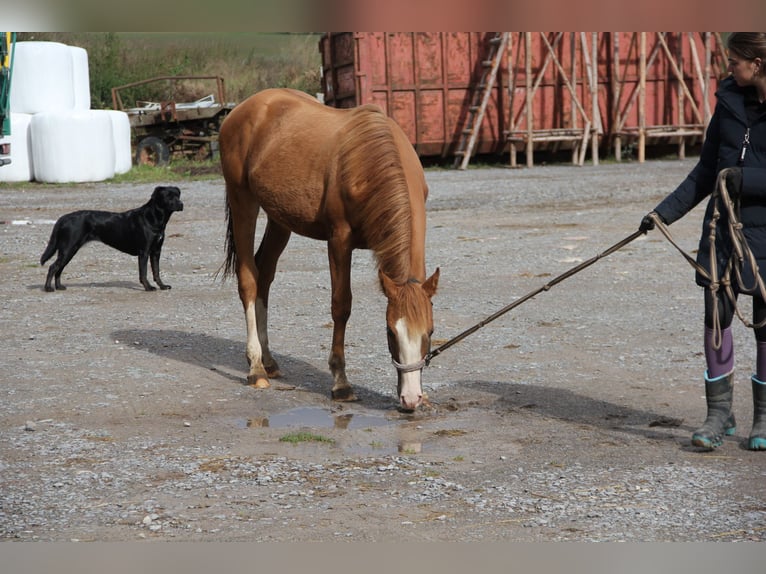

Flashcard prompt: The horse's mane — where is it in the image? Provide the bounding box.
[338,105,412,283]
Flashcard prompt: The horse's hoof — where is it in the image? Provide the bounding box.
[247,374,270,389]
[331,388,358,402]
[265,367,282,379]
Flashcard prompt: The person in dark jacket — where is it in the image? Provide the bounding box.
[640,33,766,451]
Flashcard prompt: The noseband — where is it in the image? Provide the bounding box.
[392,357,426,373]
[390,277,427,374]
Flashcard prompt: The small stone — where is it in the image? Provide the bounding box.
[183,421,191,427]
[24,421,36,431]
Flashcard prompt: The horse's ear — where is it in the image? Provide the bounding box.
[379,270,398,298]
[423,267,440,298]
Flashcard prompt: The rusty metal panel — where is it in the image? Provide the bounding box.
[509,33,597,133]
[321,32,508,157]
[320,32,723,160]
[610,32,720,130]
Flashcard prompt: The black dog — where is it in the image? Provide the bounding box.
[40,185,184,292]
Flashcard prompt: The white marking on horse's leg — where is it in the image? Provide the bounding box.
[394,317,423,409]
[245,301,264,376]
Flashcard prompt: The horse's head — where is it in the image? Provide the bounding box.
[379,268,440,411]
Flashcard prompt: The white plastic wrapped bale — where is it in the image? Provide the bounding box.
[102,110,132,175]
[70,45,91,110]
[31,110,116,183]
[9,42,76,114]
[0,113,35,182]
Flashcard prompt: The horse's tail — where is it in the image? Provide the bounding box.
[216,199,237,281]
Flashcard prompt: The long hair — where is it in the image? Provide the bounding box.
[727,33,766,67]
[337,105,413,283]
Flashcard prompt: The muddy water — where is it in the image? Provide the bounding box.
[234,406,437,456]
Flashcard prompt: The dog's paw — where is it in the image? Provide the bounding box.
[160,284,171,290]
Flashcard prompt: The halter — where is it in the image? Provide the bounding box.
[389,276,428,373]
[392,357,426,373]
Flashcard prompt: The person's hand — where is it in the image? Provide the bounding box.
[639,212,657,233]
[721,167,743,199]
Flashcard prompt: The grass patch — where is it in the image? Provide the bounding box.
[279,432,334,445]
[108,159,223,184]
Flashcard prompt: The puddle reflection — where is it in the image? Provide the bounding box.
[244,406,396,430]
[239,406,432,456]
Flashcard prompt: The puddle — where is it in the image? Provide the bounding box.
[237,406,431,456]
[239,406,397,430]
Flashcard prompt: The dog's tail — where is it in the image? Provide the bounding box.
[216,199,237,281]
[39,225,59,265]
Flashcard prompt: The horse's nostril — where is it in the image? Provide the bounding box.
[400,394,422,411]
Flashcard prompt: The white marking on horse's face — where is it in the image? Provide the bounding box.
[393,317,423,410]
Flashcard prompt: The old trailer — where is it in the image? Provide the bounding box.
[111,75,236,166]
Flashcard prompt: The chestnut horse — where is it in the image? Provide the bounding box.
[218,88,439,411]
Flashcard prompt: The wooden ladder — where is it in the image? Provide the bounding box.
[454,32,509,170]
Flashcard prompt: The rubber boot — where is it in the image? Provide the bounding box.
[691,371,736,449]
[748,376,766,451]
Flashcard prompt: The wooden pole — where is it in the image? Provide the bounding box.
[638,32,646,163]
[590,32,600,166]
[677,33,686,160]
[703,32,712,127]
[570,33,578,165]
[525,32,534,168]
[508,33,517,167]
[613,32,622,161]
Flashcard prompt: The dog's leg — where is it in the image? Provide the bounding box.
[137,254,156,291]
[44,264,59,292]
[46,247,81,291]
[150,250,170,290]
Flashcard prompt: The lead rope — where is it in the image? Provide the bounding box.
[425,227,645,365]
[424,171,766,365]
[649,169,766,351]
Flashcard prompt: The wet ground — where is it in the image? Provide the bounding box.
[1,160,765,541]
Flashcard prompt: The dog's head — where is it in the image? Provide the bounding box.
[151,186,184,213]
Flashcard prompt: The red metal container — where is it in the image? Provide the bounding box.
[319,32,725,161]
[320,32,508,157]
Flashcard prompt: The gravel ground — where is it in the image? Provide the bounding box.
[1,159,765,542]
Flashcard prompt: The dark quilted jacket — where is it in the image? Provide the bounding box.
[654,75,766,289]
